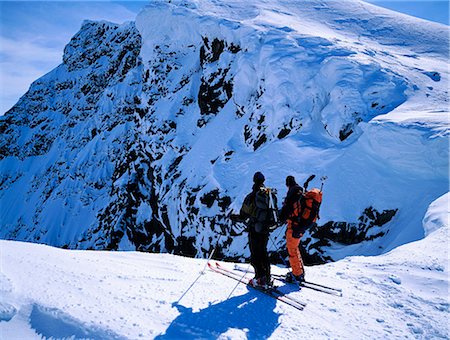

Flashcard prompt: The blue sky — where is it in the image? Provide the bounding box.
[0,1,448,114]
[366,0,449,24]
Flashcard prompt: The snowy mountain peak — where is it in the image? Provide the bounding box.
[0,0,448,265]
[63,20,139,72]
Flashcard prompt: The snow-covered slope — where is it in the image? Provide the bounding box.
[0,0,448,262]
[0,199,448,339]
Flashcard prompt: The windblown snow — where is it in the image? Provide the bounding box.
[0,0,449,337]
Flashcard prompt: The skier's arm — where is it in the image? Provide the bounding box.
[279,188,295,222]
[280,184,305,222]
[230,213,246,222]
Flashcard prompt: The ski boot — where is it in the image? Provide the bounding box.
[249,276,273,290]
[285,272,305,284]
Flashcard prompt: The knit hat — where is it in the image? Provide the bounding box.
[286,175,296,187]
[253,171,265,185]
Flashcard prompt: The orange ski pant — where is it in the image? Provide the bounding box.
[286,221,305,276]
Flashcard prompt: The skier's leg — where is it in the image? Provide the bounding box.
[254,232,266,279]
[261,232,270,280]
[248,230,259,278]
[286,223,304,277]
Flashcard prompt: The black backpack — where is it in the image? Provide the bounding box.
[253,188,278,232]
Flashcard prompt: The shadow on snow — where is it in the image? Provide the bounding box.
[156,288,281,339]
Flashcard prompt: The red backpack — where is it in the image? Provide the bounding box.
[301,188,322,223]
[291,188,322,225]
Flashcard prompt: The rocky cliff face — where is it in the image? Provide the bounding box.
[1,0,448,264]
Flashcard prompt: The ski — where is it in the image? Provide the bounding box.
[214,262,307,308]
[272,274,343,296]
[212,262,307,310]
[301,282,342,296]
[304,280,342,292]
[208,262,306,311]
[233,264,342,295]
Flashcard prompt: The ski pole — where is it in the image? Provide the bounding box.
[267,187,279,226]
[268,187,287,238]
[267,187,287,246]
[200,242,218,274]
[176,233,223,304]
[226,262,252,299]
[268,234,289,268]
[320,176,328,192]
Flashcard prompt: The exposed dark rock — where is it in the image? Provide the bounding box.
[339,123,353,141]
[200,189,220,208]
[198,72,233,115]
[168,155,183,174]
[229,43,241,54]
[182,97,194,106]
[210,38,225,62]
[218,196,231,212]
[224,150,234,161]
[174,236,197,257]
[197,38,241,117]
[197,118,207,128]
[253,134,267,150]
[302,207,398,264]
[243,125,251,142]
[278,128,291,139]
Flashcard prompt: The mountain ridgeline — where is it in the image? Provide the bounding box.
[1,0,448,264]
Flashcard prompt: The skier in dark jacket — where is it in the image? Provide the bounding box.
[279,175,306,282]
[233,171,277,288]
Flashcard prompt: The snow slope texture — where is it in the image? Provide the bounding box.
[0,195,448,339]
